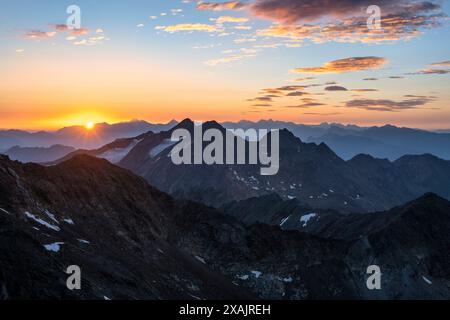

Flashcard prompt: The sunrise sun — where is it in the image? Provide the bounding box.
[85,122,95,130]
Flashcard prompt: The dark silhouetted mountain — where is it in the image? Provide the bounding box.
[52,120,450,212]
[0,120,178,151]
[1,155,450,299]
[4,145,76,163]
[0,154,251,300]
[109,120,450,213]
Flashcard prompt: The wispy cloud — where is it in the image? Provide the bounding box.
[25,31,57,39]
[197,1,246,11]
[215,16,249,23]
[325,85,348,91]
[291,57,387,74]
[345,96,435,112]
[430,60,450,67]
[407,68,450,75]
[162,23,221,33]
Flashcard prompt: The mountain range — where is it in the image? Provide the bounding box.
[1,154,449,299]
[2,119,450,162]
[49,119,450,213]
[223,121,450,161]
[0,120,177,152]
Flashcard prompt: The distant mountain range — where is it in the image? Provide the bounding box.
[4,145,76,163]
[0,120,177,151]
[1,154,450,299]
[48,119,450,214]
[223,121,450,161]
[2,119,450,161]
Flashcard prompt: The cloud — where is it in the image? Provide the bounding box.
[163,23,221,33]
[291,57,387,74]
[205,53,255,66]
[351,89,379,92]
[49,24,89,36]
[197,1,246,11]
[345,97,435,111]
[25,31,57,39]
[292,77,316,82]
[252,1,445,43]
[252,103,272,107]
[248,0,441,23]
[430,60,450,67]
[286,91,309,96]
[407,68,450,75]
[248,96,274,102]
[216,16,249,23]
[325,85,348,91]
[25,24,90,40]
[363,78,379,81]
[286,102,325,108]
[249,0,374,23]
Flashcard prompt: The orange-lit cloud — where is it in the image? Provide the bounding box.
[25,24,90,40]
[25,31,57,39]
[162,23,221,33]
[291,57,387,74]
[216,16,249,23]
[209,0,447,44]
[197,1,246,11]
[430,60,450,67]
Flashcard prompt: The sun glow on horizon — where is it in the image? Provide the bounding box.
[85,122,95,130]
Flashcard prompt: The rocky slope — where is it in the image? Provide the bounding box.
[1,155,450,299]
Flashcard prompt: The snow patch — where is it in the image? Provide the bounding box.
[237,275,249,280]
[78,239,90,244]
[44,242,64,252]
[282,277,293,283]
[422,276,432,285]
[25,212,60,231]
[150,139,178,158]
[251,271,262,278]
[99,139,142,164]
[195,256,206,264]
[0,208,11,215]
[64,218,75,225]
[189,294,202,300]
[44,209,59,224]
[280,215,291,227]
[300,213,317,228]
